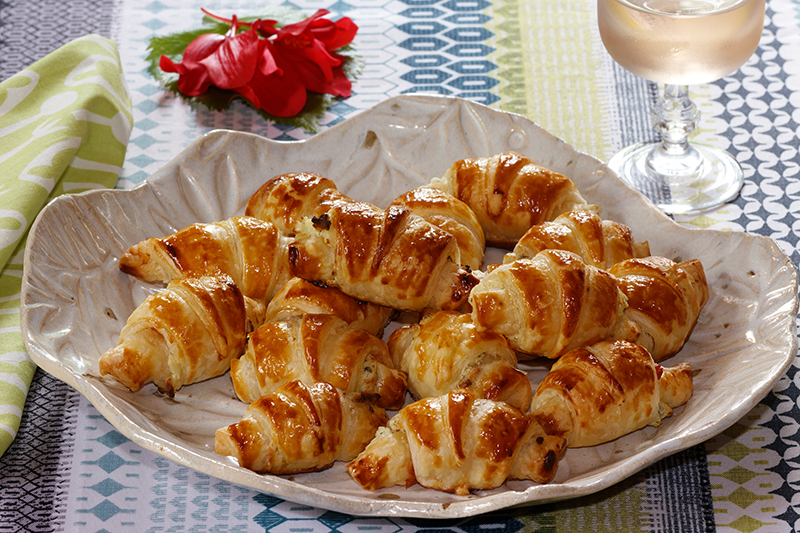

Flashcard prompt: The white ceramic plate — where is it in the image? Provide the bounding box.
[21,95,798,518]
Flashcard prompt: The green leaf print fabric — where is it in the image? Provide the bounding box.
[0,34,132,457]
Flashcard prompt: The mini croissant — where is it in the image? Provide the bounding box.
[118,216,292,302]
[289,201,479,312]
[390,186,486,270]
[608,257,709,361]
[347,389,566,494]
[430,151,589,248]
[470,249,640,358]
[530,340,693,448]
[245,172,352,235]
[388,310,531,411]
[215,380,388,474]
[504,209,650,269]
[264,277,394,337]
[99,276,264,395]
[230,313,408,410]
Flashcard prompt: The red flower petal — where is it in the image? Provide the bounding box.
[182,32,225,66]
[234,82,262,110]
[200,23,261,89]
[160,55,214,96]
[274,38,342,82]
[256,38,281,78]
[290,59,352,97]
[254,18,280,38]
[159,55,185,75]
[277,9,330,39]
[310,17,357,50]
[244,43,307,117]
[331,17,358,49]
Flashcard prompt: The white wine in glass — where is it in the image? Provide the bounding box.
[598,0,765,214]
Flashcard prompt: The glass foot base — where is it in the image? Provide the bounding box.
[606,141,743,215]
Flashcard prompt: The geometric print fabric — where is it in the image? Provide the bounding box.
[1,0,799,532]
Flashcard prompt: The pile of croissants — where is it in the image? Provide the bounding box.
[99,151,708,496]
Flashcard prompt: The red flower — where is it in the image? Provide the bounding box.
[198,17,262,90]
[159,34,222,96]
[272,10,357,97]
[159,9,358,118]
[235,40,307,117]
[161,16,276,96]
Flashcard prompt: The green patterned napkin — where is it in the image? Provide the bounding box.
[0,34,132,457]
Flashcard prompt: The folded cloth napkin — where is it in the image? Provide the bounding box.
[0,34,132,457]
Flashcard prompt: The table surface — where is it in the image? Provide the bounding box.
[1,0,799,531]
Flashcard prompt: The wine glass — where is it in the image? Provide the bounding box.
[597,0,765,214]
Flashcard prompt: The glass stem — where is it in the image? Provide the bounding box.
[646,84,703,176]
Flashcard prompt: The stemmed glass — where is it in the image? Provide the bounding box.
[597,0,766,214]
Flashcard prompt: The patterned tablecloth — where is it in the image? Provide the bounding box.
[1,0,798,531]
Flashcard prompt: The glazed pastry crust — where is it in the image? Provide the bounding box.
[609,257,709,361]
[99,276,259,395]
[388,310,531,411]
[215,380,388,474]
[230,314,408,410]
[289,202,478,311]
[264,277,394,337]
[505,209,650,269]
[119,216,292,302]
[390,186,486,270]
[347,389,565,494]
[530,340,693,447]
[245,172,352,235]
[430,151,588,248]
[470,250,640,358]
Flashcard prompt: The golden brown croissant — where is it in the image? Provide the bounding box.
[245,172,352,235]
[530,340,693,447]
[118,216,292,302]
[230,313,408,410]
[470,249,640,358]
[289,201,479,311]
[346,389,566,494]
[390,186,485,270]
[388,310,531,411]
[504,209,650,269]
[99,276,263,395]
[264,277,394,337]
[608,257,709,361]
[215,380,388,474]
[430,151,589,248]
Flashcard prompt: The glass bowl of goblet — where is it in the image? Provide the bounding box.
[597,0,765,214]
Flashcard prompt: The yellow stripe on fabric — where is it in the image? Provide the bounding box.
[487,0,612,160]
[509,474,649,532]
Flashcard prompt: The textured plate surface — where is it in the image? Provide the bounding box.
[21,95,798,518]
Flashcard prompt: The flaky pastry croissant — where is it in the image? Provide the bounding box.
[215,380,388,474]
[245,172,352,235]
[118,216,292,302]
[230,313,408,410]
[388,310,531,411]
[99,276,264,395]
[530,340,693,447]
[390,186,485,270]
[470,249,640,358]
[608,256,708,361]
[504,209,650,269]
[430,151,589,248]
[289,201,479,311]
[346,389,566,494]
[264,277,393,337]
